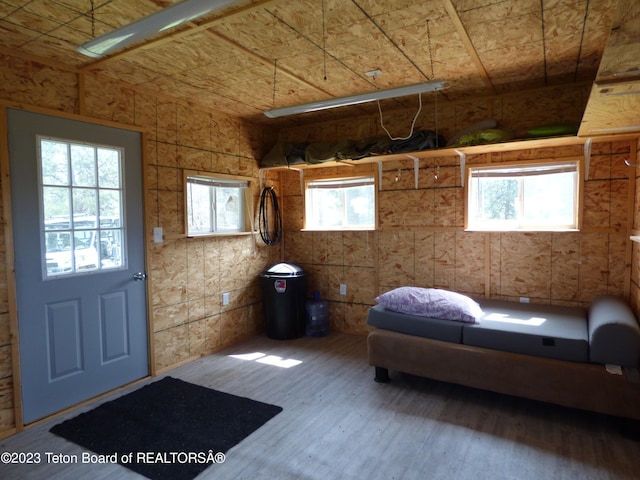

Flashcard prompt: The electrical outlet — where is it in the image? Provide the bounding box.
[222,292,230,306]
[340,284,347,296]
[520,297,530,303]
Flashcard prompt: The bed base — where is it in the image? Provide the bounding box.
[368,329,640,421]
[374,366,390,383]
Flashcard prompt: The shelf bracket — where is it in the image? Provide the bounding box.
[455,149,466,186]
[376,161,383,190]
[259,167,275,190]
[584,138,592,181]
[408,155,419,189]
[297,168,304,195]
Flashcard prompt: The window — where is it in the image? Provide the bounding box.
[466,160,580,231]
[38,136,125,278]
[185,172,252,236]
[305,176,376,230]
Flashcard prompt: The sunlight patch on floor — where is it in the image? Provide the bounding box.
[229,352,303,368]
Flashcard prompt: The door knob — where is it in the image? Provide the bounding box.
[133,272,147,281]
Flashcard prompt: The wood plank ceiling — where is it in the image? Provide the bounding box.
[0,0,617,125]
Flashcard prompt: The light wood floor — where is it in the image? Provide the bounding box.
[2,332,639,480]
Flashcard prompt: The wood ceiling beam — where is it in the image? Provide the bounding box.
[80,0,283,70]
[440,0,496,94]
[79,0,339,106]
[80,0,336,104]
[207,30,337,101]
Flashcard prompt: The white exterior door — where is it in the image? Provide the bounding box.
[7,108,149,423]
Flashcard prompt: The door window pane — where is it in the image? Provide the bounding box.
[100,229,123,269]
[42,186,70,221]
[40,140,69,185]
[71,144,96,187]
[44,230,72,274]
[99,189,122,221]
[97,148,121,188]
[73,230,99,271]
[73,188,98,222]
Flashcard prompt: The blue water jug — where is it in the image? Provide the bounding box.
[306,291,329,337]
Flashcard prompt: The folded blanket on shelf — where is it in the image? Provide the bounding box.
[389,130,445,153]
[305,140,355,164]
[342,135,394,160]
[261,142,309,167]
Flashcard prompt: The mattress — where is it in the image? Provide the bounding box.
[367,304,463,343]
[464,300,589,362]
[368,299,589,363]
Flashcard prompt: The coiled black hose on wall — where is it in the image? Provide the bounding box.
[258,187,282,245]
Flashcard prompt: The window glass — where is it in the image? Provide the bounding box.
[39,137,125,278]
[215,186,242,232]
[467,161,579,231]
[305,176,375,230]
[70,144,96,187]
[185,174,249,236]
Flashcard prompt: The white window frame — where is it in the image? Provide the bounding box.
[184,171,254,237]
[304,175,377,231]
[465,158,582,232]
[37,135,127,280]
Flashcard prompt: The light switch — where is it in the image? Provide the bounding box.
[222,292,230,306]
[153,227,163,243]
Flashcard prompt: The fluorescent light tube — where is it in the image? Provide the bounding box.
[263,81,449,118]
[78,0,240,58]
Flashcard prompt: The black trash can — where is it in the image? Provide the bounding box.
[260,263,307,340]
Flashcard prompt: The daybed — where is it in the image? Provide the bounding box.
[366,288,640,420]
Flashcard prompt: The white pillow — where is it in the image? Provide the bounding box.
[375,287,482,323]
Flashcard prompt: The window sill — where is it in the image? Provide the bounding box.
[301,228,376,232]
[186,231,256,238]
[465,228,580,233]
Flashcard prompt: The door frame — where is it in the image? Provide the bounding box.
[0,103,155,431]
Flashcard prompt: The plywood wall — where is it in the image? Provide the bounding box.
[0,54,279,437]
[279,86,635,336]
[630,138,640,314]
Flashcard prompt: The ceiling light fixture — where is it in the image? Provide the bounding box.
[77,0,240,58]
[263,81,449,118]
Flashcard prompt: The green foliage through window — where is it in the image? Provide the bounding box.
[305,176,375,230]
[467,161,579,231]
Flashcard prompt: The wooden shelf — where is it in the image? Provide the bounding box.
[579,0,640,137]
[260,134,638,173]
[367,135,588,160]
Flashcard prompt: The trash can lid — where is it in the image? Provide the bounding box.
[262,262,305,277]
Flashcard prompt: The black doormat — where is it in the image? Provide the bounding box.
[50,376,283,480]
